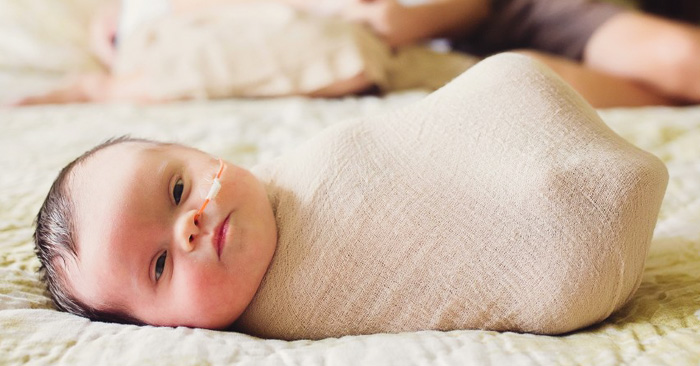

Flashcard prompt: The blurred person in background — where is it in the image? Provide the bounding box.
[338,0,700,107]
[12,0,376,105]
[13,0,700,108]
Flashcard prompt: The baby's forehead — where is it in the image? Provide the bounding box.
[87,140,165,163]
[69,143,160,216]
[67,144,162,278]
[79,140,147,166]
[72,141,181,179]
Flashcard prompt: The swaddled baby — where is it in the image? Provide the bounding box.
[33,54,668,340]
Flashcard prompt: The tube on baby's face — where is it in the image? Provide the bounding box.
[193,158,225,226]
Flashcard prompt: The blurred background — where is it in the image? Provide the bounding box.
[636,0,700,23]
[0,0,698,104]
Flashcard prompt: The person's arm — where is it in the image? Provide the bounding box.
[343,0,491,47]
[10,73,162,106]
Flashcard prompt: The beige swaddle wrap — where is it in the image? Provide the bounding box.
[235,54,668,340]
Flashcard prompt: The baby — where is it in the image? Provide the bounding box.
[34,137,277,328]
[13,0,376,106]
[14,0,700,109]
[33,54,668,339]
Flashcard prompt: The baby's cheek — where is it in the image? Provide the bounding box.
[175,265,239,327]
[179,264,219,303]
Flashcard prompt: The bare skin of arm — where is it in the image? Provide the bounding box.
[341,0,490,47]
[515,50,676,108]
[9,73,166,106]
[584,11,700,103]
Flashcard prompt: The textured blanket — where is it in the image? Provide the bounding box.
[1,93,699,364]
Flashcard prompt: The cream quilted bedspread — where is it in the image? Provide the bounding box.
[1,96,699,365]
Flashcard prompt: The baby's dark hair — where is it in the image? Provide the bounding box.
[34,136,157,325]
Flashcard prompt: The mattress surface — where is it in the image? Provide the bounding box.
[1,97,699,365]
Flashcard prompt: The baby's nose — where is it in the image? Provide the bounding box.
[175,210,200,252]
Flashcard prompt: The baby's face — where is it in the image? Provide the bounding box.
[66,142,277,329]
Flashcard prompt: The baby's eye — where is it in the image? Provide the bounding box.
[173,178,184,205]
[155,251,167,281]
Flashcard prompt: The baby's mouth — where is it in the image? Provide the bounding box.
[214,213,231,259]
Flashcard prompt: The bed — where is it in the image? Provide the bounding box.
[1,0,700,365]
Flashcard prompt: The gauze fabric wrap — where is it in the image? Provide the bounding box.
[236,54,668,340]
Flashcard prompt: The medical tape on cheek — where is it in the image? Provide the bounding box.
[193,158,225,224]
